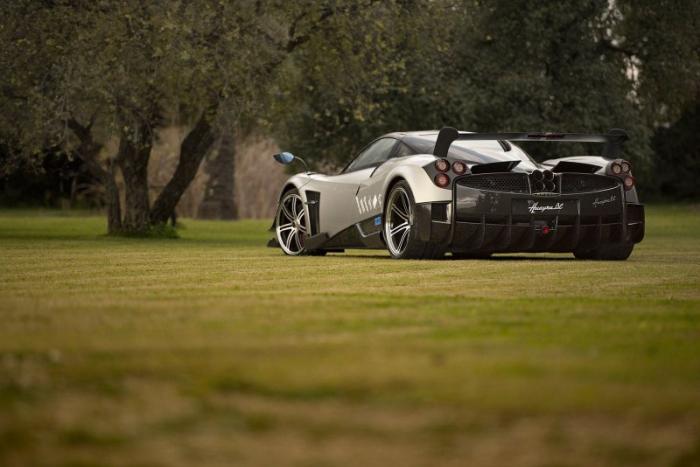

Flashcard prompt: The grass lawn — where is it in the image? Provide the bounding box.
[1,205,699,466]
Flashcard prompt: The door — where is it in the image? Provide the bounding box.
[315,138,398,236]
[355,140,413,221]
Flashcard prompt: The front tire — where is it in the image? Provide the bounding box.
[275,189,325,256]
[383,181,443,259]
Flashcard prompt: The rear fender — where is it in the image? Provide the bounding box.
[381,163,452,205]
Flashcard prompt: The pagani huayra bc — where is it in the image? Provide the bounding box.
[270,127,644,260]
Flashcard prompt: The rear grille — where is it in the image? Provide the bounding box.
[560,174,619,193]
[457,173,529,193]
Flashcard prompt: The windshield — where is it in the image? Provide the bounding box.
[448,140,539,172]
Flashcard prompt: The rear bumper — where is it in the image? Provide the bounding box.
[417,181,645,253]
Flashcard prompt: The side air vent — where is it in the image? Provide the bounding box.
[305,190,321,236]
[551,161,602,174]
[470,160,521,174]
[358,216,381,236]
[560,174,620,193]
[457,173,530,193]
[431,203,449,222]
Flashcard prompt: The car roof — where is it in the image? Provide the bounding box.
[384,131,439,153]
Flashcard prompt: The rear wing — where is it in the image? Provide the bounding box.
[433,127,628,159]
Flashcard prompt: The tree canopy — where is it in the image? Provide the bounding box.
[1,0,390,233]
[273,0,699,190]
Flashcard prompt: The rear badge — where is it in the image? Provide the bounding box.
[592,194,616,207]
[527,201,564,215]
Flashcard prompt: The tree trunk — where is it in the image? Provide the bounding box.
[67,117,122,234]
[104,167,122,234]
[150,108,217,225]
[197,131,237,219]
[116,124,152,234]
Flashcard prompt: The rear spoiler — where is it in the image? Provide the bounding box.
[433,127,628,159]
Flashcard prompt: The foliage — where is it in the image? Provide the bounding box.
[272,0,699,193]
[651,102,700,200]
[0,1,371,232]
[271,0,448,168]
[0,0,698,224]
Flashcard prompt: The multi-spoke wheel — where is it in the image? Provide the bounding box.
[385,185,413,257]
[383,181,444,259]
[276,190,308,255]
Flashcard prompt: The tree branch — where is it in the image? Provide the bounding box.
[150,103,219,224]
[285,6,334,53]
[285,0,382,53]
[599,38,637,58]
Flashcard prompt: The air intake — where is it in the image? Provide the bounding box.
[457,173,530,193]
[560,174,620,193]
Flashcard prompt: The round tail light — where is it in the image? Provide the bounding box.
[610,162,622,175]
[543,170,554,181]
[434,159,450,172]
[434,173,451,188]
[621,161,631,173]
[623,175,635,191]
[531,170,544,181]
[532,181,545,192]
[544,180,556,192]
[452,161,467,175]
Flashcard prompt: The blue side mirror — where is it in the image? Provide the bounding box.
[273,152,295,165]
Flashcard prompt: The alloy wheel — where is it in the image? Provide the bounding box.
[385,187,413,256]
[276,192,307,255]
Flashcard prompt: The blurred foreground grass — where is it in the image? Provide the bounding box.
[0,205,699,466]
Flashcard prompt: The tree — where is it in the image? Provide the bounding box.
[271,0,449,168]
[0,0,377,233]
[651,100,700,199]
[198,130,238,220]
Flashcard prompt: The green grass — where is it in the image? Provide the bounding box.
[1,205,699,467]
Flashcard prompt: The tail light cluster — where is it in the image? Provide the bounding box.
[530,169,557,192]
[606,159,635,190]
[432,158,468,188]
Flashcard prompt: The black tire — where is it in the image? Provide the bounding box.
[574,243,634,260]
[451,252,492,259]
[383,181,444,259]
[275,189,326,256]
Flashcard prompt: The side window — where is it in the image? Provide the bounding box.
[393,142,415,158]
[345,138,397,173]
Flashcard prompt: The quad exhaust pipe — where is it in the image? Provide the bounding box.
[530,170,557,193]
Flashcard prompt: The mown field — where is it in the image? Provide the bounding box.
[1,206,699,467]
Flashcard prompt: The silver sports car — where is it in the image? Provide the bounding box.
[269,127,645,260]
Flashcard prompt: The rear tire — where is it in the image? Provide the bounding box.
[451,252,492,259]
[574,243,634,260]
[384,181,443,259]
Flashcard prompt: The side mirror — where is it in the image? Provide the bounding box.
[272,151,311,173]
[273,152,295,165]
